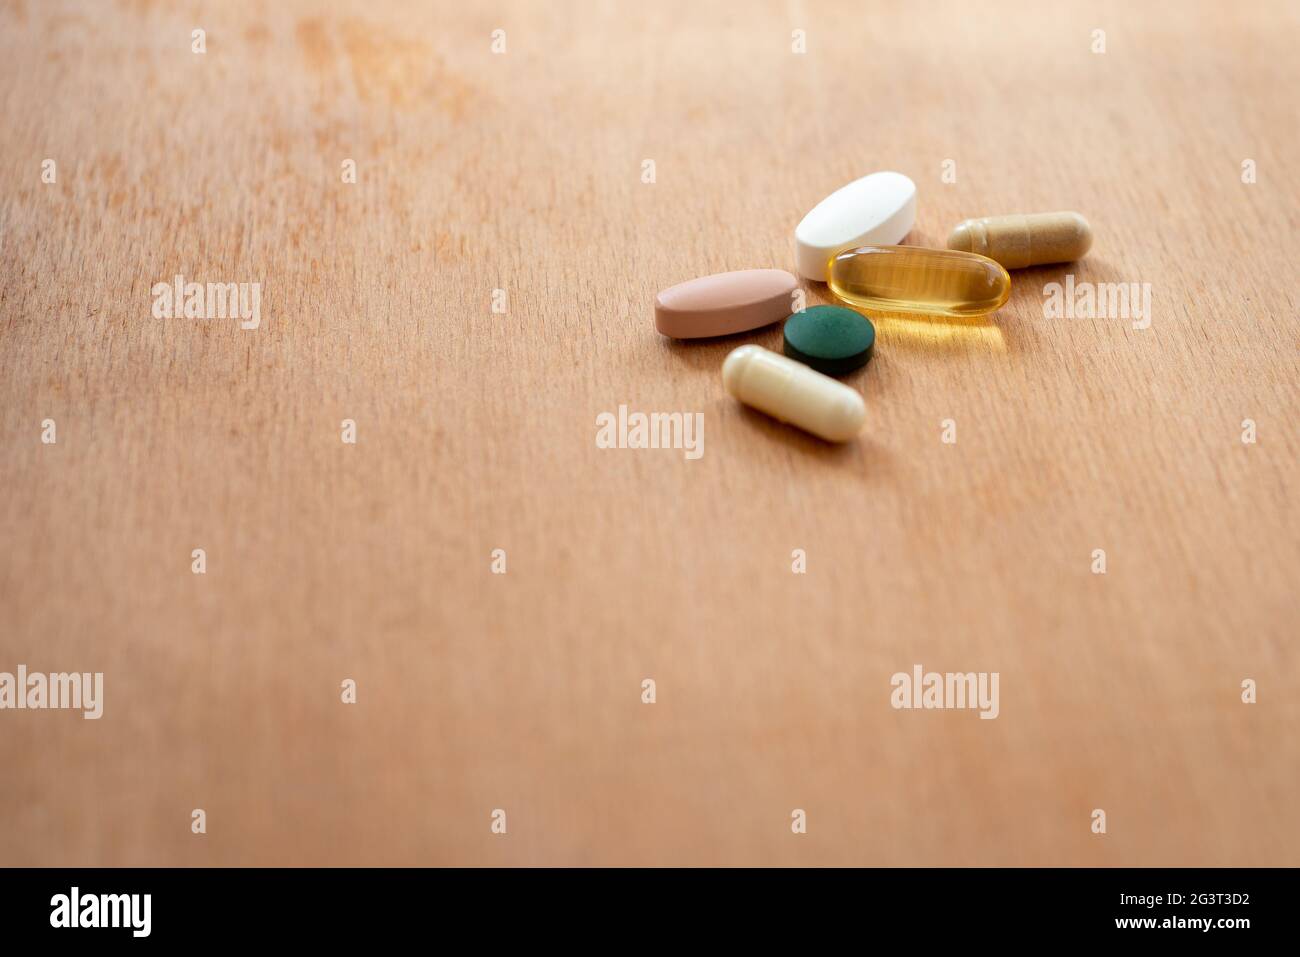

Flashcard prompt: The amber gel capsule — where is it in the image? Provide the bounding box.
[948,211,1092,269]
[829,245,1011,319]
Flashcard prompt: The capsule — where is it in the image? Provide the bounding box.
[828,245,1011,319]
[723,345,865,442]
[947,211,1092,269]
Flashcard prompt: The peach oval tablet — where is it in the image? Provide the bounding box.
[655,269,799,338]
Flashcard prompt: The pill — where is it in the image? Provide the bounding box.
[828,245,1010,319]
[947,211,1092,269]
[794,171,917,282]
[723,344,866,442]
[655,269,798,339]
[782,305,875,376]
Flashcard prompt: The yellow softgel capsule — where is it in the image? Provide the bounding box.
[828,245,1011,319]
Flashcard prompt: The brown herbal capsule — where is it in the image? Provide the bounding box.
[947,212,1092,269]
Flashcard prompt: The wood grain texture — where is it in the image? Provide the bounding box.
[1,0,1297,866]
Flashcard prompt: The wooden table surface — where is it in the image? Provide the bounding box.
[2,0,1297,866]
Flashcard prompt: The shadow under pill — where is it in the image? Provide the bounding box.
[660,327,785,372]
[1004,258,1133,308]
[733,404,889,470]
[867,311,1010,356]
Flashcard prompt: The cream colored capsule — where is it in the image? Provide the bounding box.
[722,345,865,442]
[947,211,1092,269]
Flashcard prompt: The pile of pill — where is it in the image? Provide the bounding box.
[653,170,1092,442]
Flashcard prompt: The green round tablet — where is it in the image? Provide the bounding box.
[782,305,875,376]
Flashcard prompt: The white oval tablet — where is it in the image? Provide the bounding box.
[794,171,917,281]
